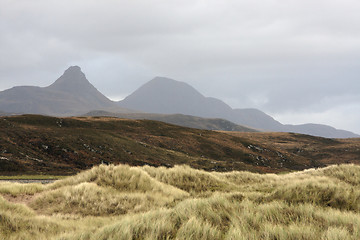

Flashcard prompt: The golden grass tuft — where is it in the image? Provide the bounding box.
[265,177,360,211]
[0,195,65,240]
[312,164,360,186]
[142,165,236,194]
[50,164,188,197]
[0,163,360,239]
[0,182,45,196]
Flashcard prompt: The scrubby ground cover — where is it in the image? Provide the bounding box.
[0,164,360,239]
[2,115,360,176]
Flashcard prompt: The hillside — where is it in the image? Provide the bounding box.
[1,164,360,239]
[85,110,258,132]
[223,131,360,167]
[0,66,130,116]
[118,77,359,138]
[1,115,359,175]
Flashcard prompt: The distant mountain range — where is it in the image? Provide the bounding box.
[117,77,359,138]
[0,66,358,138]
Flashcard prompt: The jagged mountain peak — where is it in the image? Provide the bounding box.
[0,66,127,116]
[47,66,92,92]
[58,65,85,81]
[63,65,83,76]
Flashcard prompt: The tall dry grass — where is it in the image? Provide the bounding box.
[0,182,45,196]
[0,163,359,239]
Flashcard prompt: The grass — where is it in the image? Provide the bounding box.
[0,164,360,239]
[0,182,45,196]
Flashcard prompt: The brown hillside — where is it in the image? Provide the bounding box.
[223,131,360,167]
[0,115,359,175]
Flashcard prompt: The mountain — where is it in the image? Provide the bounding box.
[118,77,359,138]
[85,110,258,132]
[283,123,359,139]
[1,68,358,138]
[231,108,284,131]
[0,66,130,116]
[119,77,234,119]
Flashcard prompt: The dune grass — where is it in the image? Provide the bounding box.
[0,182,45,196]
[0,164,360,239]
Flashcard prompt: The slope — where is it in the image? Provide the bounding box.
[85,110,258,132]
[0,115,359,176]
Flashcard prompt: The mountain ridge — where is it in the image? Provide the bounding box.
[118,76,359,138]
[0,67,358,138]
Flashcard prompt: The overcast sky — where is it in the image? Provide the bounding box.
[1,0,360,134]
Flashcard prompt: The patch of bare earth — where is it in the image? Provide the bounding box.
[1,193,37,206]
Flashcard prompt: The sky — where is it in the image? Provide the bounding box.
[1,0,360,134]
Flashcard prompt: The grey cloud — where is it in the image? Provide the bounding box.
[1,0,360,134]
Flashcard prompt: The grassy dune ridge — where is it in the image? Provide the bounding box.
[0,164,360,239]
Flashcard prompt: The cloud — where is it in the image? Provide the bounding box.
[1,0,360,133]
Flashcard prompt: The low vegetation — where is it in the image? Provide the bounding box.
[1,115,360,176]
[1,164,360,239]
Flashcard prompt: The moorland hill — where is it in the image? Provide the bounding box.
[0,115,359,175]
